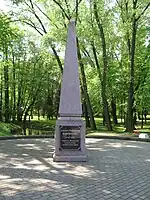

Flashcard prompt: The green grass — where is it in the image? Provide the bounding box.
[0,122,20,136]
[0,116,150,137]
[87,118,150,137]
[19,118,56,131]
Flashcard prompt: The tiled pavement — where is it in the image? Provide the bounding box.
[0,138,149,200]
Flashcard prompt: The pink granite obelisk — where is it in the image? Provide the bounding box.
[53,20,87,162]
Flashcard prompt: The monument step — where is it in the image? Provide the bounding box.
[53,154,87,162]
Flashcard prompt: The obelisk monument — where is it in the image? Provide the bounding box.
[53,20,87,162]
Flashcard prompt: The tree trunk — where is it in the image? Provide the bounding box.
[102,93,112,130]
[103,112,105,126]
[12,52,16,122]
[93,1,112,130]
[24,87,40,122]
[30,108,33,119]
[24,102,34,122]
[17,83,22,122]
[111,98,118,125]
[9,92,13,121]
[144,109,147,124]
[141,109,144,129]
[77,39,97,130]
[38,109,40,120]
[0,73,3,121]
[55,84,61,119]
[120,100,123,123]
[138,112,141,120]
[125,10,137,132]
[81,85,90,128]
[83,100,91,128]
[124,96,126,125]
[29,114,31,122]
[4,47,9,122]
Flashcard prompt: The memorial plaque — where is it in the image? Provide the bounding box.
[60,126,81,150]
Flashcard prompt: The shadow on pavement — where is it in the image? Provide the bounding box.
[0,138,150,200]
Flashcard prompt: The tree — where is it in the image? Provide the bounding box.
[117,0,150,132]
[0,12,22,122]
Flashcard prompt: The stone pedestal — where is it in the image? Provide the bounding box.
[53,118,87,162]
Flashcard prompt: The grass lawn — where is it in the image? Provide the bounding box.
[24,116,150,137]
[86,118,150,137]
[0,122,21,136]
[0,116,150,137]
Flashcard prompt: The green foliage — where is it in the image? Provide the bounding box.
[0,122,21,136]
[0,0,149,131]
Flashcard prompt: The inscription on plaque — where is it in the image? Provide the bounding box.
[60,126,81,150]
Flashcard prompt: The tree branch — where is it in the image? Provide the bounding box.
[64,0,71,18]
[34,4,51,22]
[136,2,150,21]
[62,12,67,28]
[51,45,63,73]
[29,0,47,33]
[116,0,122,9]
[13,0,63,74]
[53,0,70,20]
[72,0,83,13]
[22,20,44,36]
[34,3,59,29]
[83,47,95,68]
[133,0,138,9]
[75,0,79,25]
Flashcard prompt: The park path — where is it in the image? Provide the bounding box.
[0,138,150,200]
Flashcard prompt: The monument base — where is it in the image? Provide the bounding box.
[53,154,87,162]
[53,118,87,162]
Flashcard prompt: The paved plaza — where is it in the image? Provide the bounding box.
[0,138,150,200]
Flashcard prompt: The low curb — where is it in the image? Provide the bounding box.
[86,135,150,142]
[0,135,149,142]
[0,135,54,140]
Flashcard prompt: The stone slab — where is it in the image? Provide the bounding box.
[53,154,87,162]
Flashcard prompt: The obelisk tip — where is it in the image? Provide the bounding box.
[70,19,75,24]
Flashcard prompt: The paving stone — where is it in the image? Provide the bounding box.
[0,139,150,200]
